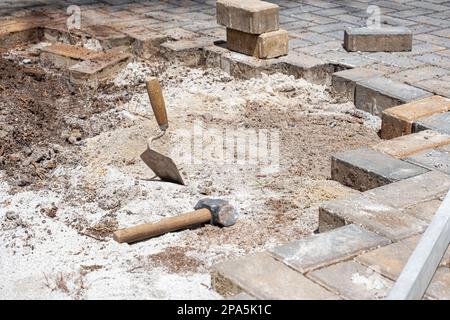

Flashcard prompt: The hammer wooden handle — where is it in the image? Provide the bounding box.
[146,77,168,131]
[113,208,211,243]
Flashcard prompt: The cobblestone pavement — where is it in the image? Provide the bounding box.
[1,0,449,97]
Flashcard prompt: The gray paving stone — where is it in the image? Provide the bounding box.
[295,41,343,55]
[414,112,450,135]
[401,196,445,222]
[344,26,413,52]
[319,195,427,241]
[331,147,429,191]
[414,53,450,69]
[318,51,375,68]
[365,171,450,209]
[388,66,450,85]
[331,67,384,101]
[365,52,425,69]
[414,75,450,98]
[415,34,450,49]
[354,77,433,117]
[405,144,450,176]
[290,31,334,44]
[308,260,394,300]
[211,253,339,299]
[356,234,450,281]
[268,224,389,274]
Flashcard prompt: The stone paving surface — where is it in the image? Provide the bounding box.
[0,0,449,97]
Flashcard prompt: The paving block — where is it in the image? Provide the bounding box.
[76,25,132,48]
[69,50,131,84]
[402,197,445,222]
[211,253,339,299]
[276,51,333,85]
[160,37,216,66]
[319,195,427,241]
[331,147,428,192]
[415,75,450,99]
[405,146,450,175]
[331,67,383,102]
[356,235,450,281]
[414,112,450,135]
[124,27,168,59]
[372,130,450,159]
[226,28,288,59]
[365,171,450,210]
[381,96,450,139]
[344,26,412,52]
[216,0,279,34]
[354,77,433,117]
[308,261,394,300]
[40,43,100,68]
[427,268,450,300]
[268,224,390,274]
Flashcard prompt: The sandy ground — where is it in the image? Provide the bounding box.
[0,44,381,299]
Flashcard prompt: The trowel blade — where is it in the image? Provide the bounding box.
[140,148,185,185]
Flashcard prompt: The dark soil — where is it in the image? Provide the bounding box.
[0,57,126,188]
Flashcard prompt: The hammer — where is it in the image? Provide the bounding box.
[113,198,238,244]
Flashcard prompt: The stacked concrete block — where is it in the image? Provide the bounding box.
[381,96,450,139]
[216,0,288,59]
[344,26,412,52]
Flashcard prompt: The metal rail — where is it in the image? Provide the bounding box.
[387,189,450,300]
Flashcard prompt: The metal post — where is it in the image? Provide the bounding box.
[387,189,450,300]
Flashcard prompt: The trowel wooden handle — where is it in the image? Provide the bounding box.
[146,77,168,131]
[113,208,211,243]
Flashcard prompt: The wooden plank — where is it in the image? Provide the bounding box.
[386,189,450,300]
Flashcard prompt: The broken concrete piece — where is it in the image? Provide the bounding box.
[344,26,412,52]
[216,0,279,34]
[226,28,288,59]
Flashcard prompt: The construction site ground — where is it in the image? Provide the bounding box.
[0,0,449,300]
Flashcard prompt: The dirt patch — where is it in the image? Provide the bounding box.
[149,246,201,274]
[0,56,130,188]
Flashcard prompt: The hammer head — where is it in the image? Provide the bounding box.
[194,198,237,227]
